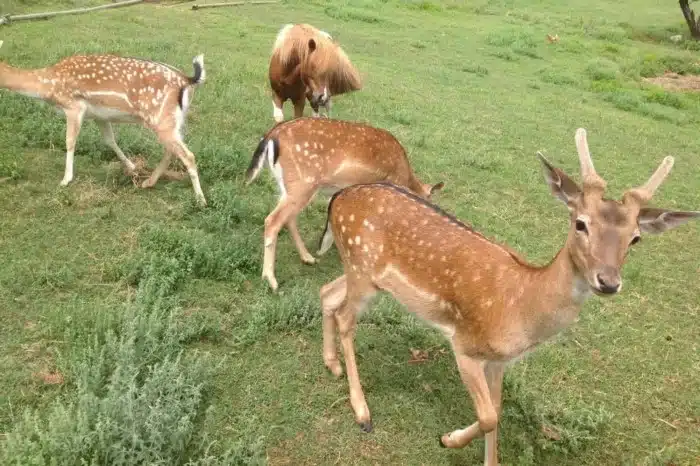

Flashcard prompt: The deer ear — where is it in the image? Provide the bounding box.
[430,182,444,195]
[638,208,700,234]
[308,39,317,52]
[537,152,581,210]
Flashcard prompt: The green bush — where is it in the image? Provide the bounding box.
[1,250,264,465]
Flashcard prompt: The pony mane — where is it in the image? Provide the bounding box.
[271,23,363,95]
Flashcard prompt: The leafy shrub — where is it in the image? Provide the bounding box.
[1,250,264,465]
[585,58,620,81]
[501,374,613,462]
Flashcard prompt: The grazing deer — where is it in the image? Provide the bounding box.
[245,117,444,292]
[269,23,362,123]
[317,128,699,465]
[0,41,208,206]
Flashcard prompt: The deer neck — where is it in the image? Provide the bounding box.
[515,231,593,345]
[0,62,49,98]
[405,175,428,198]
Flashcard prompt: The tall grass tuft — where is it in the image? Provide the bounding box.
[1,250,264,465]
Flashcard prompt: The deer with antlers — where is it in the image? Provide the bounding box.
[268,23,362,122]
[246,117,444,292]
[0,41,208,206]
[317,128,699,465]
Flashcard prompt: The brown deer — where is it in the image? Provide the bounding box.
[245,117,444,291]
[0,41,207,206]
[317,128,699,465]
[268,23,362,122]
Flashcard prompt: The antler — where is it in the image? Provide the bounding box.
[624,156,675,205]
[575,128,606,192]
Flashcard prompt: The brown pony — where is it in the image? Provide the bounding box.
[268,23,363,122]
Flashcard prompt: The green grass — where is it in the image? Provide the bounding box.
[1,0,699,464]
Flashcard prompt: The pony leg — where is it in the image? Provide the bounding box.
[293,98,305,119]
[272,93,284,123]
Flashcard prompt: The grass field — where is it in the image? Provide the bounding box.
[1,0,699,464]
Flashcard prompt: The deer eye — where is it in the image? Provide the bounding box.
[575,219,588,234]
[630,235,641,246]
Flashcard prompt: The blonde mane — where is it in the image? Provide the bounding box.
[271,23,362,95]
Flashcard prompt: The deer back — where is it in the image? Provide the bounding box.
[267,118,422,191]
[326,182,550,360]
[41,55,194,122]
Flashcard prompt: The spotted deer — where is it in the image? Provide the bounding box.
[245,117,444,291]
[317,128,699,465]
[0,41,208,205]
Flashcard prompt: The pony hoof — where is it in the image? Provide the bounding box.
[438,435,447,448]
[359,421,373,433]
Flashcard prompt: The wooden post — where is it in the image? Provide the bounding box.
[192,0,278,10]
[0,0,144,25]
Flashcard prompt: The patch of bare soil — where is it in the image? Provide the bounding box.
[34,370,65,385]
[643,71,700,91]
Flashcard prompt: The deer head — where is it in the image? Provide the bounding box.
[538,128,699,296]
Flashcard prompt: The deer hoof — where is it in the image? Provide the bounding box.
[123,164,138,177]
[359,421,373,433]
[301,256,316,265]
[263,274,279,292]
[324,358,343,377]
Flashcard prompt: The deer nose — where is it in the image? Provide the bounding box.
[595,273,621,294]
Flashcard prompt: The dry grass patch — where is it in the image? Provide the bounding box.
[643,71,700,91]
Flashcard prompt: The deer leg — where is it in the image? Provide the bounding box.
[262,186,314,291]
[262,197,296,291]
[60,105,86,186]
[293,98,305,119]
[335,282,377,432]
[287,215,316,265]
[320,274,347,377]
[272,93,285,123]
[141,150,173,188]
[154,130,206,206]
[96,121,136,175]
[483,362,505,466]
[440,354,498,451]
